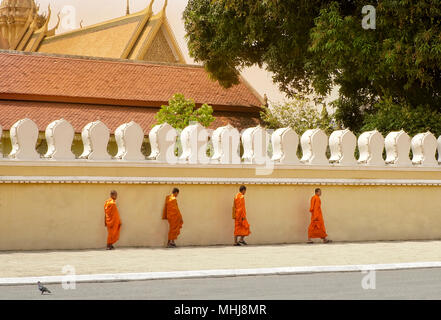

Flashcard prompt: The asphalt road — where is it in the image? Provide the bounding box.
[0,268,440,300]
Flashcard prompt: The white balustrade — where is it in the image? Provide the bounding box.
[1,116,441,169]
[411,132,437,166]
[300,129,328,165]
[357,130,385,166]
[147,122,178,163]
[44,119,75,160]
[385,130,411,166]
[438,135,441,164]
[8,118,40,160]
[211,124,241,164]
[80,120,111,160]
[0,124,2,158]
[179,123,210,164]
[115,121,145,161]
[271,127,299,165]
[329,129,357,165]
[241,126,270,164]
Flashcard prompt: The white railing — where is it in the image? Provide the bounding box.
[1,118,441,168]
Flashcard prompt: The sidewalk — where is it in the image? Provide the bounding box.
[0,240,440,281]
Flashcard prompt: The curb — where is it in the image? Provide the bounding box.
[1,261,441,286]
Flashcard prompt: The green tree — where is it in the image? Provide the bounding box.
[183,1,441,134]
[260,96,336,135]
[155,93,215,129]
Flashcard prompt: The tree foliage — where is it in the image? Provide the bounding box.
[154,93,216,130]
[183,0,441,134]
[260,97,336,135]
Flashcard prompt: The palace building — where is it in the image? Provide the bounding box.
[0,0,264,156]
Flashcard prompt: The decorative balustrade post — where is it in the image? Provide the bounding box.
[0,125,2,158]
[80,120,111,160]
[411,132,437,166]
[8,118,40,160]
[241,126,270,164]
[114,121,145,161]
[300,129,328,165]
[271,127,299,165]
[179,123,210,164]
[329,129,357,165]
[211,124,241,164]
[438,135,441,165]
[44,119,75,160]
[357,130,385,166]
[385,130,411,166]
[147,123,178,163]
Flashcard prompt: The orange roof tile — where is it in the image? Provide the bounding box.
[0,100,261,134]
[0,51,263,111]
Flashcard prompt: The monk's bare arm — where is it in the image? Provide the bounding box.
[309,197,315,213]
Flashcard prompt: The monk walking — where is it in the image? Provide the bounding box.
[162,188,183,248]
[233,185,251,246]
[308,188,331,244]
[104,190,122,250]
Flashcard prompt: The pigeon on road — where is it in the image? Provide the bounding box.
[37,281,51,295]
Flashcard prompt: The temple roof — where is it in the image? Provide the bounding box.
[0,51,263,110]
[5,0,186,64]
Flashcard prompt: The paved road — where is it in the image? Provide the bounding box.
[0,268,440,300]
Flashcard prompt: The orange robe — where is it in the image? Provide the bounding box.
[308,195,328,239]
[162,195,183,241]
[233,192,251,236]
[104,198,122,245]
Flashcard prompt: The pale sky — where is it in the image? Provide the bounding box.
[34,0,290,104]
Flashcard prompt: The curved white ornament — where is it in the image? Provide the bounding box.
[8,118,40,160]
[357,130,385,166]
[411,132,437,166]
[438,135,441,165]
[44,119,75,160]
[80,120,111,160]
[147,123,178,163]
[300,129,328,165]
[115,121,145,161]
[179,123,210,164]
[211,124,241,164]
[329,129,357,165]
[271,127,299,165]
[0,125,2,158]
[385,130,411,166]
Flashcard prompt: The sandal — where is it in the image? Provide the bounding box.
[307,240,314,244]
[323,239,332,244]
[239,240,248,245]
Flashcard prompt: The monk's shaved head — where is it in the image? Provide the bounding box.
[110,190,117,200]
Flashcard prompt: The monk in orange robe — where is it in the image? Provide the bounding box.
[162,188,183,248]
[308,188,331,244]
[104,190,122,250]
[233,185,251,246]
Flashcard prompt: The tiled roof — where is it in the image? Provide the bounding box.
[0,100,261,134]
[0,51,263,110]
